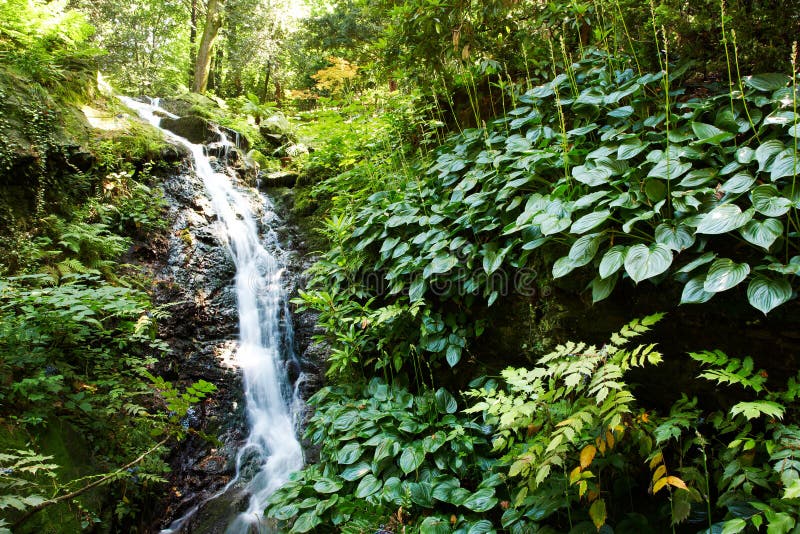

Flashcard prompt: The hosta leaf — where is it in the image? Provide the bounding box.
[618,137,647,160]
[703,259,750,293]
[461,488,498,513]
[572,165,612,186]
[676,252,716,274]
[539,214,572,235]
[314,478,343,493]
[592,273,617,303]
[721,172,756,194]
[399,445,425,474]
[340,461,371,481]
[768,148,797,181]
[680,276,715,304]
[750,185,792,217]
[747,275,792,314]
[336,442,362,465]
[755,139,784,172]
[648,158,691,180]
[467,519,494,534]
[695,204,753,234]
[739,218,783,250]
[291,511,321,533]
[691,122,734,145]
[568,233,603,266]
[419,516,451,534]
[608,105,634,118]
[355,474,382,498]
[434,388,458,414]
[432,478,461,503]
[678,168,717,188]
[735,147,756,164]
[409,278,425,302]
[655,223,695,251]
[599,245,627,279]
[624,243,673,283]
[425,253,458,277]
[552,256,578,279]
[743,73,788,92]
[570,210,611,234]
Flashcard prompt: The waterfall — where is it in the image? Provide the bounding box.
[119,97,304,533]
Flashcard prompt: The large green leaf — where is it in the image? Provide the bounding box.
[739,218,783,250]
[769,148,796,181]
[743,73,789,92]
[336,442,362,465]
[592,273,617,303]
[340,461,371,481]
[570,210,611,234]
[703,259,750,293]
[655,223,695,251]
[374,438,400,463]
[568,233,603,267]
[399,445,425,474]
[461,488,498,513]
[750,185,791,217]
[695,204,753,234]
[432,477,461,503]
[618,137,647,160]
[291,511,321,533]
[691,122,734,145]
[755,139,784,172]
[599,245,627,279]
[552,256,578,279]
[409,481,434,507]
[680,276,715,304]
[572,164,612,186]
[419,516,451,534]
[467,520,495,534]
[434,388,458,414]
[747,275,792,314]
[313,477,343,493]
[355,474,382,498]
[721,172,756,194]
[623,243,673,283]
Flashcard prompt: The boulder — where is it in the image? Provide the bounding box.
[258,170,299,188]
[160,115,213,145]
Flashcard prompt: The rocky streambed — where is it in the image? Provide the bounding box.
[131,109,326,532]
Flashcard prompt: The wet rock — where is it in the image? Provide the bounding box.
[258,170,298,188]
[161,116,213,145]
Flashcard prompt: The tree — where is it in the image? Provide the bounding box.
[193,0,224,93]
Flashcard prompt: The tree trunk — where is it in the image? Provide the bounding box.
[192,0,224,94]
[188,0,197,83]
[259,62,271,102]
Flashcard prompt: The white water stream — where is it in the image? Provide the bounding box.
[119,97,304,533]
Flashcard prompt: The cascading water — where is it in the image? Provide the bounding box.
[119,97,304,533]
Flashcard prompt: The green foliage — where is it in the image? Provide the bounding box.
[265,379,505,533]
[341,49,799,318]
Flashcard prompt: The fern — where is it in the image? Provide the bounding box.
[689,350,767,392]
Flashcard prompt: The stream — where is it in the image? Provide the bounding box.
[119,97,305,533]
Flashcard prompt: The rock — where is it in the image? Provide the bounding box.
[160,116,213,144]
[258,171,298,188]
[262,132,288,148]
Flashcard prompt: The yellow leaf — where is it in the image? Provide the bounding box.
[580,445,597,469]
[606,428,615,449]
[666,476,689,491]
[578,480,587,498]
[649,452,663,469]
[570,466,582,484]
[652,464,667,483]
[653,477,668,494]
[595,436,607,455]
[589,498,607,529]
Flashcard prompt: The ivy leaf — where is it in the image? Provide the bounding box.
[680,275,715,304]
[599,245,627,279]
[571,210,611,234]
[623,243,673,283]
[695,204,753,234]
[747,275,792,314]
[739,218,783,250]
[751,184,792,217]
[655,223,695,251]
[703,259,750,293]
[730,400,785,420]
